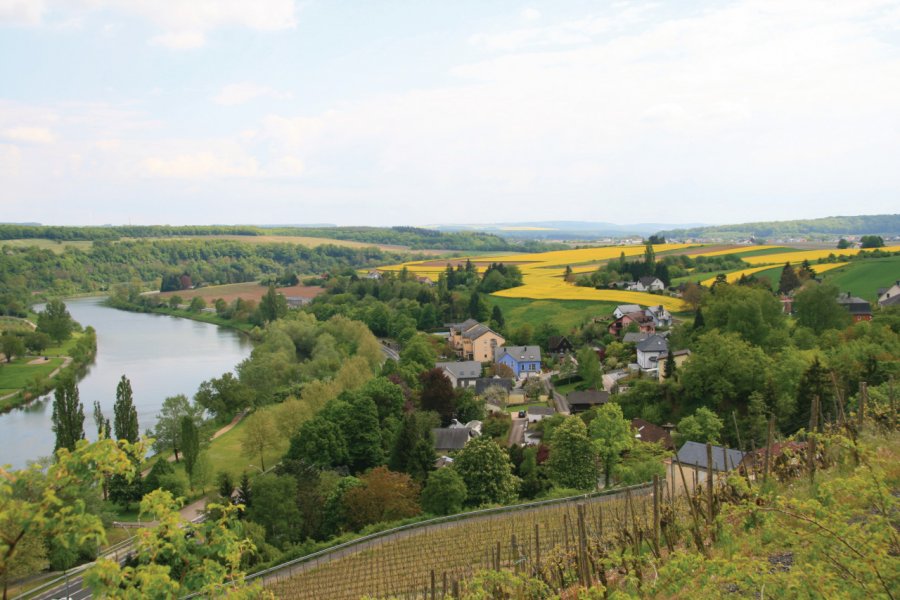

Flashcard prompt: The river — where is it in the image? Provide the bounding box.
[0,297,252,469]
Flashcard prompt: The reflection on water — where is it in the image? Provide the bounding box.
[0,297,251,469]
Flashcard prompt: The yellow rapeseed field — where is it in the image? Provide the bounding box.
[742,246,900,266]
[700,262,849,287]
[376,244,692,311]
[690,245,781,257]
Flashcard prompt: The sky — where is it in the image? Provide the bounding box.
[1,0,899,227]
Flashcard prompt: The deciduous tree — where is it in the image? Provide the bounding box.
[421,468,467,515]
[455,437,519,506]
[589,403,633,488]
[547,416,598,490]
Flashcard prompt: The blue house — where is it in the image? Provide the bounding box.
[494,345,542,378]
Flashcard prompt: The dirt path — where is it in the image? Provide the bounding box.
[141,410,247,476]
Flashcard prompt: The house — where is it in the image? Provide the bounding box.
[779,294,794,315]
[432,428,472,452]
[285,296,311,308]
[447,319,506,362]
[631,418,674,450]
[435,361,482,388]
[434,456,455,469]
[547,335,574,356]
[432,422,480,452]
[614,304,642,319]
[668,441,745,492]
[836,292,873,322]
[602,369,628,393]
[608,312,656,337]
[878,281,900,307]
[623,331,651,344]
[416,276,435,286]
[644,305,673,327]
[364,270,383,280]
[473,377,514,396]
[526,406,556,423]
[628,277,665,292]
[635,334,668,371]
[567,390,609,414]
[494,345,542,378]
[655,349,691,381]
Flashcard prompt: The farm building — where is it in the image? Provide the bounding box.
[668,441,745,493]
[878,281,900,307]
[526,406,556,423]
[836,292,873,322]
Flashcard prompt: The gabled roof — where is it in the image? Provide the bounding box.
[436,361,482,380]
[631,418,674,449]
[432,428,471,451]
[527,406,556,416]
[462,323,500,340]
[474,377,513,395]
[449,319,479,332]
[623,332,651,344]
[567,390,609,406]
[615,304,642,315]
[638,276,662,285]
[495,345,542,363]
[636,334,668,353]
[623,311,655,324]
[547,335,573,351]
[836,293,872,314]
[676,441,745,472]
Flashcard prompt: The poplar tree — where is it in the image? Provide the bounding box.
[181,416,200,482]
[113,375,139,443]
[51,377,85,453]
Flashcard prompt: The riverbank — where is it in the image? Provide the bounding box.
[106,297,258,335]
[0,329,96,413]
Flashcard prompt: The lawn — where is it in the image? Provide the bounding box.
[488,297,617,333]
[0,357,64,396]
[200,413,287,481]
[820,255,900,301]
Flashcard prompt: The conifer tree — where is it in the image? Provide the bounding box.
[181,415,200,481]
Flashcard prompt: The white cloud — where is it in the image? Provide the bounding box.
[1,126,56,144]
[213,83,292,106]
[0,0,45,25]
[521,7,541,21]
[149,30,205,50]
[142,152,260,179]
[3,0,297,47]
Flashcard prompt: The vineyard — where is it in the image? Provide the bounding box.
[261,481,694,599]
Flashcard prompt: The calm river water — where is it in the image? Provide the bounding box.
[0,297,252,469]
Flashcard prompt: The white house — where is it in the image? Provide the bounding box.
[628,277,665,293]
[878,281,900,307]
[613,304,642,319]
[636,334,668,371]
[644,305,673,327]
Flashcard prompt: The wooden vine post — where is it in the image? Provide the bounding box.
[764,417,774,484]
[576,503,590,589]
[652,474,661,554]
[705,442,714,526]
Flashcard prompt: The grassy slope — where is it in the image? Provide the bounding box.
[1,238,94,253]
[488,296,616,333]
[819,255,900,301]
[0,357,64,395]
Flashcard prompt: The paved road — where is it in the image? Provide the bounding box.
[508,416,525,446]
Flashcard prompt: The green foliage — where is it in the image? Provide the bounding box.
[1,438,144,597]
[421,468,468,515]
[547,416,598,490]
[113,374,139,444]
[794,281,852,334]
[259,285,288,323]
[576,347,603,391]
[455,437,520,506]
[341,467,421,531]
[150,394,202,462]
[420,368,456,426]
[51,377,85,452]
[247,474,302,548]
[36,299,74,343]
[674,407,724,446]
[287,417,349,469]
[86,490,271,598]
[588,403,633,487]
[702,284,785,349]
[860,234,884,248]
[181,416,200,482]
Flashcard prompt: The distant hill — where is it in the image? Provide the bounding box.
[658,214,900,241]
[435,221,707,239]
